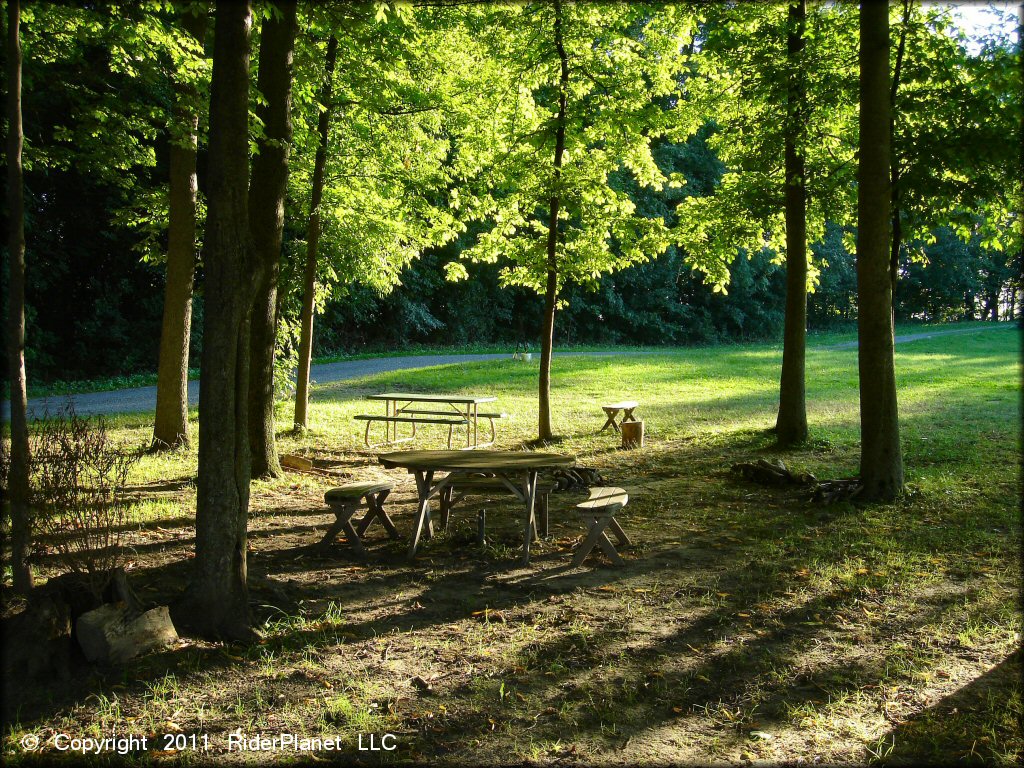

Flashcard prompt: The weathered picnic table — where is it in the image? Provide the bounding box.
[377,449,575,565]
[354,393,503,449]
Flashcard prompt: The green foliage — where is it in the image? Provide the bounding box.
[449,4,701,300]
[7,0,1021,386]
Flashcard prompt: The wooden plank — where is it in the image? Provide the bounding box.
[602,400,638,409]
[576,486,628,509]
[368,392,497,404]
[353,415,468,425]
[324,482,393,502]
[377,449,575,472]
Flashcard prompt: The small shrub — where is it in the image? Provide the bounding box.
[30,406,143,601]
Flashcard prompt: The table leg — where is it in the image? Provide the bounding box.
[519,470,539,566]
[355,489,399,539]
[601,407,620,432]
[473,402,479,448]
[622,407,637,423]
[408,470,435,558]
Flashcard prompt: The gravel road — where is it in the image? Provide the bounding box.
[3,324,1013,420]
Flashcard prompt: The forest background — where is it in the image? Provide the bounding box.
[0,0,1019,390]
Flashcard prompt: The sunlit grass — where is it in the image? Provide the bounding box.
[3,321,1019,765]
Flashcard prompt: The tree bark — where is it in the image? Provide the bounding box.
[248,1,298,477]
[857,0,904,501]
[538,0,569,442]
[179,0,255,641]
[775,0,809,447]
[293,35,338,431]
[6,0,33,594]
[153,4,207,450]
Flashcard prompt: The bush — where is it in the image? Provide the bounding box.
[30,407,143,601]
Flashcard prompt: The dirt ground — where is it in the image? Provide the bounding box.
[3,433,1019,766]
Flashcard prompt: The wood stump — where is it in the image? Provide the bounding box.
[621,419,645,449]
[76,604,179,664]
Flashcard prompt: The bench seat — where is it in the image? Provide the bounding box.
[438,474,556,541]
[572,486,631,567]
[353,414,468,425]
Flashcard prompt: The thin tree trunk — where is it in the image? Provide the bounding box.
[293,35,338,431]
[179,0,255,641]
[6,0,33,594]
[538,0,568,442]
[775,0,808,447]
[248,1,298,477]
[888,0,911,296]
[857,0,903,501]
[153,4,207,450]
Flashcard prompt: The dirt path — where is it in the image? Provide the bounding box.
[4,324,1013,420]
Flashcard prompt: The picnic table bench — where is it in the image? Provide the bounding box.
[437,474,557,543]
[600,400,639,432]
[377,449,575,564]
[355,393,503,449]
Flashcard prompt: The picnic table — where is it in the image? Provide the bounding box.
[355,392,502,449]
[377,449,575,564]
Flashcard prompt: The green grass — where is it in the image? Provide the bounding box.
[22,319,1010,398]
[3,321,1020,765]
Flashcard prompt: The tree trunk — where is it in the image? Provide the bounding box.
[984,292,999,321]
[293,35,338,431]
[775,0,808,447]
[153,4,207,450]
[248,1,298,477]
[857,0,903,501]
[963,292,975,320]
[538,0,569,442]
[6,0,33,594]
[178,0,255,641]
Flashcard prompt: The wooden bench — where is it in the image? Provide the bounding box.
[600,401,639,433]
[401,410,508,446]
[437,474,555,543]
[572,487,632,567]
[320,481,397,556]
[353,414,468,449]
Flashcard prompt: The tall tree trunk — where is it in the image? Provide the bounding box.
[963,291,975,320]
[153,4,207,450]
[6,0,33,594]
[775,0,809,447]
[179,0,255,640]
[293,35,338,431]
[857,0,903,501]
[248,1,298,477]
[538,0,568,442]
[888,0,911,296]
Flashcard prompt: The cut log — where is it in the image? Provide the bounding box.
[76,604,179,664]
[621,419,645,449]
[281,454,314,471]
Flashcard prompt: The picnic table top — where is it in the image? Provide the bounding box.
[369,392,497,404]
[377,449,575,473]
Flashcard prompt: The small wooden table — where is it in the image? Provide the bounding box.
[378,449,575,564]
[600,400,639,432]
[357,393,500,449]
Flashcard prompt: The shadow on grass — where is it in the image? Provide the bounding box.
[2,428,1014,765]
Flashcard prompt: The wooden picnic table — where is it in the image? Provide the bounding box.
[356,393,500,449]
[377,449,575,565]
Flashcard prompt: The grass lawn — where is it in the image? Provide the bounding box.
[2,323,1020,765]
